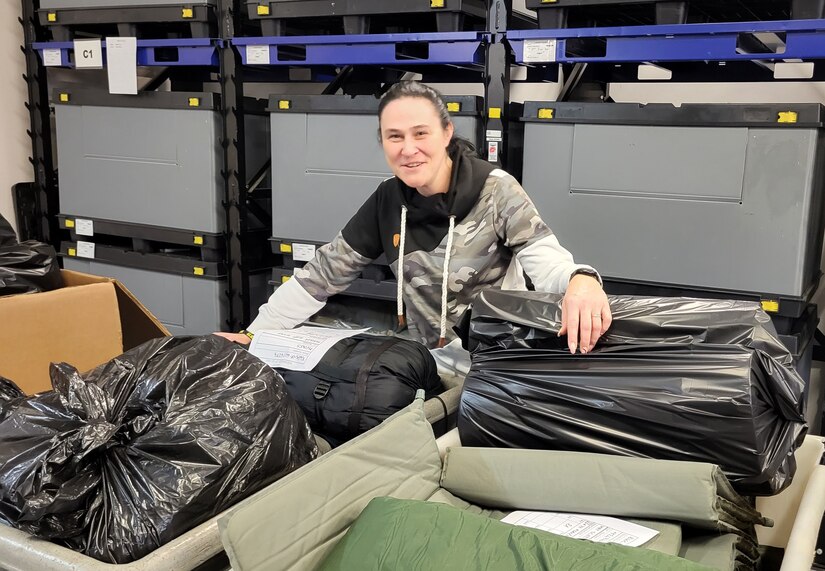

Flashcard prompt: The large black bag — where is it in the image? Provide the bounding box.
[280,334,443,446]
[0,335,318,563]
[0,214,62,296]
[0,214,16,247]
[456,290,807,495]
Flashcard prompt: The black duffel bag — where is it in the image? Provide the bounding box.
[280,334,443,446]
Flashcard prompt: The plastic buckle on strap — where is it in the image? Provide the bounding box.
[313,381,331,400]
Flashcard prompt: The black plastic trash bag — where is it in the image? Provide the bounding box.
[0,335,318,563]
[456,290,807,495]
[0,213,62,296]
[0,377,24,423]
[280,334,443,446]
[0,214,16,247]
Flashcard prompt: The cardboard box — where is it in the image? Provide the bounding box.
[0,270,169,394]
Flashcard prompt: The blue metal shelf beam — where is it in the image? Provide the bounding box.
[232,32,485,66]
[32,38,221,67]
[509,19,825,64]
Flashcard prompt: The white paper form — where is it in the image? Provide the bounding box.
[105,37,137,94]
[501,511,659,547]
[249,326,368,371]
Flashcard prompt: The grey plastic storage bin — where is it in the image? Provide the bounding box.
[268,94,483,244]
[63,257,268,336]
[55,88,269,234]
[520,102,825,303]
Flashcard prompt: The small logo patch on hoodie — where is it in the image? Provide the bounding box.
[393,233,400,248]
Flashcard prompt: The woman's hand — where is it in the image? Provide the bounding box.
[213,332,252,345]
[558,274,612,354]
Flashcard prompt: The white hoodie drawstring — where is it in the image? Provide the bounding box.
[397,206,408,328]
[437,215,456,348]
[396,206,455,349]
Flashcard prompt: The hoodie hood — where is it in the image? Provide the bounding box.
[342,143,495,266]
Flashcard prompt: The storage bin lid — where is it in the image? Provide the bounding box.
[268,94,482,116]
[520,101,825,128]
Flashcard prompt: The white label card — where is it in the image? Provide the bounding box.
[246,45,271,65]
[74,39,103,69]
[42,48,63,67]
[487,141,499,163]
[501,511,659,548]
[76,241,96,259]
[106,37,138,94]
[249,326,369,371]
[292,243,316,262]
[486,129,503,141]
[523,39,557,63]
[75,218,94,237]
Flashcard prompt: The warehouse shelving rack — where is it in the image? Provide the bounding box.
[19,1,825,327]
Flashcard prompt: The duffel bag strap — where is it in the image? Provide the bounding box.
[347,338,399,436]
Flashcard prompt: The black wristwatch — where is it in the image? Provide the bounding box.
[570,268,603,286]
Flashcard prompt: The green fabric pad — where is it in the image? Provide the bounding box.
[317,497,716,571]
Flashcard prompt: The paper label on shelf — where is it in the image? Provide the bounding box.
[249,326,368,371]
[292,243,316,262]
[74,39,103,69]
[42,48,62,67]
[76,241,95,259]
[105,37,138,94]
[523,39,557,63]
[487,141,499,163]
[501,511,659,547]
[246,45,271,65]
[75,218,94,237]
[486,129,503,141]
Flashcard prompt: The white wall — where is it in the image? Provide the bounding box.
[0,2,32,236]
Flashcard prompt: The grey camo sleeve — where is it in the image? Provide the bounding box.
[491,171,598,293]
[247,232,374,333]
[294,232,374,301]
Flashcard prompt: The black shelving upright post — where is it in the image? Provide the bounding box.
[484,0,512,169]
[218,0,250,330]
[20,0,58,244]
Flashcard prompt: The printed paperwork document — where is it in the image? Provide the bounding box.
[249,326,368,371]
[501,511,659,547]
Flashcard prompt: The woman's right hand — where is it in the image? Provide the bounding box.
[213,332,252,345]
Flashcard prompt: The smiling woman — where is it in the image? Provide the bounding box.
[216,81,610,359]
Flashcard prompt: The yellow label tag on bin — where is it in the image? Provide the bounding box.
[278,100,291,110]
[777,111,798,123]
[541,0,559,3]
[761,300,780,313]
[538,108,554,119]
[68,248,76,257]
[59,93,69,102]
[257,4,270,15]
[446,102,461,113]
[188,97,200,107]
[431,0,445,8]
[47,12,57,21]
[65,219,75,228]
[488,107,502,119]
[281,275,291,283]
[193,235,204,245]
[193,267,205,276]
[181,7,194,18]
[280,243,292,254]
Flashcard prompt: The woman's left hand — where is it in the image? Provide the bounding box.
[558,274,612,354]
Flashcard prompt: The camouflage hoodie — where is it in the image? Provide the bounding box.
[249,146,597,348]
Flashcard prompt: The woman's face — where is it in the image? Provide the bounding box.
[379,96,454,196]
